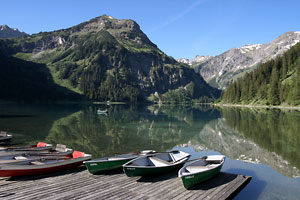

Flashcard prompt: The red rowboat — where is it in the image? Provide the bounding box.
[0,151,91,177]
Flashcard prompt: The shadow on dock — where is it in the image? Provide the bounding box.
[189,172,238,190]
[5,166,86,181]
[136,170,178,182]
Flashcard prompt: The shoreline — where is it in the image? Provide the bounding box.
[214,103,300,110]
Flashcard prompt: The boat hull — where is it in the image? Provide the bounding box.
[85,158,134,174]
[181,164,223,189]
[0,155,91,177]
[179,155,225,190]
[0,135,12,142]
[124,162,185,177]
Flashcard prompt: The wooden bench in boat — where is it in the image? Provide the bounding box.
[186,164,219,173]
[55,144,67,152]
[148,157,172,167]
[107,157,126,161]
[31,161,45,165]
[0,131,7,137]
[14,156,28,160]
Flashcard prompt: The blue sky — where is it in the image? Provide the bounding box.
[1,0,300,59]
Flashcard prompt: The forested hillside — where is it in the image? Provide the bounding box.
[221,42,300,105]
[0,47,80,102]
[0,15,220,103]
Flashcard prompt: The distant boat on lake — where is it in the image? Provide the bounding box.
[97,109,107,114]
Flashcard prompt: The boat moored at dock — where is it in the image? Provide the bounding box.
[123,150,190,177]
[178,155,226,189]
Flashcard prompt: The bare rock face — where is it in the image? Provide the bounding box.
[200,32,300,89]
[78,15,156,48]
[0,25,27,38]
[192,31,300,89]
[177,55,212,66]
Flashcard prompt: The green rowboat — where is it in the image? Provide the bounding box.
[123,151,190,177]
[84,150,155,174]
[178,155,225,189]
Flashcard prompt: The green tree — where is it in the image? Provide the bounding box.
[268,67,280,105]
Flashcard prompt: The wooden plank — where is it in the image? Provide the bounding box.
[0,170,251,200]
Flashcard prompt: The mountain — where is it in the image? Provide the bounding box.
[176,55,212,66]
[0,25,27,38]
[0,48,80,102]
[221,41,300,105]
[0,15,220,102]
[190,31,300,89]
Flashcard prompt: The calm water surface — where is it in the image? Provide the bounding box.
[1,104,300,200]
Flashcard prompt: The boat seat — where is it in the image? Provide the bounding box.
[108,157,124,161]
[128,163,138,166]
[148,157,171,167]
[14,156,28,160]
[0,131,7,136]
[206,156,223,164]
[208,164,219,167]
[31,161,45,165]
[56,144,67,152]
[181,172,192,176]
[186,166,209,173]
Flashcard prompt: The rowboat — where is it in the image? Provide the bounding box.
[123,150,190,177]
[0,151,91,177]
[97,109,107,114]
[178,155,226,189]
[0,142,53,153]
[0,144,73,162]
[84,150,156,174]
[0,131,12,142]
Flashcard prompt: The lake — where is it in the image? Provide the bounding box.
[1,103,300,199]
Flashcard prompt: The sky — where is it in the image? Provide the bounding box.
[1,0,300,59]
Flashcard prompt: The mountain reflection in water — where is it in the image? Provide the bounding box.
[1,104,300,179]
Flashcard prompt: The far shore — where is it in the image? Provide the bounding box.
[214,103,300,110]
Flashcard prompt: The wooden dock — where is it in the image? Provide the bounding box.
[0,167,251,200]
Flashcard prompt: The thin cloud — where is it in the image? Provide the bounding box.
[148,0,209,33]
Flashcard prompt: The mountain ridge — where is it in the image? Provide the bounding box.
[0,15,220,102]
[0,25,27,38]
[178,31,300,89]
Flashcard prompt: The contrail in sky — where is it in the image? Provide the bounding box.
[148,0,209,33]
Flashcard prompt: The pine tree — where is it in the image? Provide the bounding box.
[268,67,280,105]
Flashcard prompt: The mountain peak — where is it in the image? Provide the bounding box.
[0,25,9,29]
[177,55,212,66]
[0,24,27,38]
[195,31,300,89]
[76,15,156,48]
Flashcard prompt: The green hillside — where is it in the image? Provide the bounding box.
[221,42,300,105]
[0,45,80,102]
[0,15,220,103]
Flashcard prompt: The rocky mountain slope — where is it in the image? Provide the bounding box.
[178,31,300,89]
[221,41,300,105]
[176,55,212,66]
[0,25,27,38]
[0,15,220,102]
